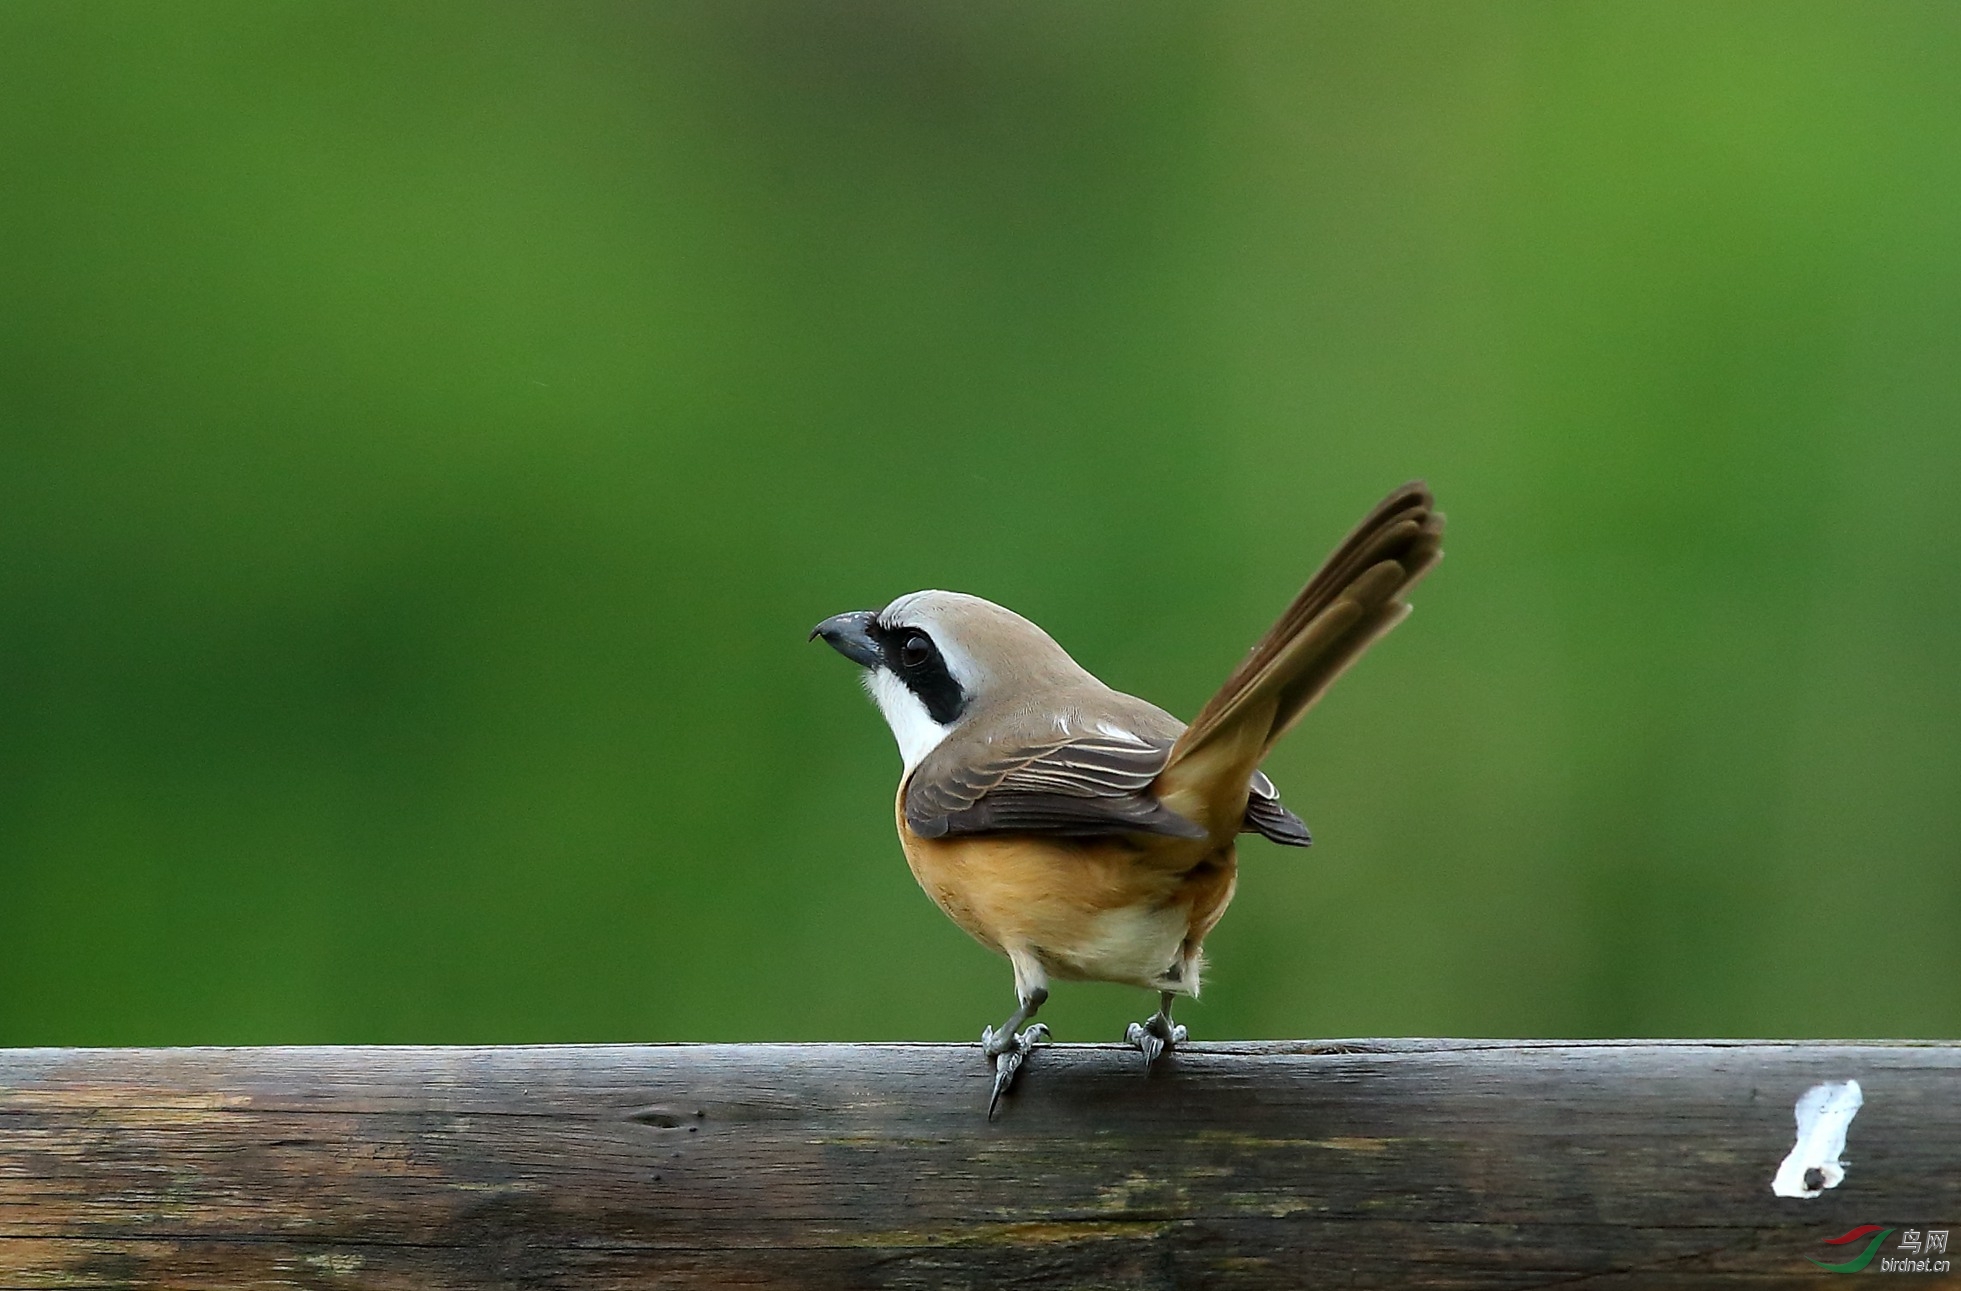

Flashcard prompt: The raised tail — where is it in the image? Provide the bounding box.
[1154,481,1444,836]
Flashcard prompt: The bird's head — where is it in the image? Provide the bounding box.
[811,590,1092,771]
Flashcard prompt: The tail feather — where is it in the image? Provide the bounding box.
[1155,481,1443,834]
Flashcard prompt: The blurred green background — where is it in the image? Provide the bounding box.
[3,2,1957,1048]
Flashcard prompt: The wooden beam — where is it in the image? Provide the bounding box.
[3,1040,1958,1288]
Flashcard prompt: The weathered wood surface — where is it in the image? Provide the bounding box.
[2,1040,1958,1289]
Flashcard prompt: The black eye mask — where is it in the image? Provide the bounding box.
[878,625,965,725]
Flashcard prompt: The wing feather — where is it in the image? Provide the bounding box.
[906,714,1311,844]
[905,728,1204,839]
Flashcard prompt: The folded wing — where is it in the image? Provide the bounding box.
[906,713,1311,846]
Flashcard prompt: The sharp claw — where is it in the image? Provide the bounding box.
[1125,1016,1184,1069]
[983,1024,1049,1119]
[1126,1022,1164,1068]
[987,1052,1020,1119]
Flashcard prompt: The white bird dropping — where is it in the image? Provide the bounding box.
[1772,1080,1863,1198]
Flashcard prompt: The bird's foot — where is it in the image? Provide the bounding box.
[1124,1012,1188,1069]
[981,1022,1050,1118]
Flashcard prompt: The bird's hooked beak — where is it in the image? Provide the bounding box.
[810,610,883,669]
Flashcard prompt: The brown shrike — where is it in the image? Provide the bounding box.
[814,482,1443,1114]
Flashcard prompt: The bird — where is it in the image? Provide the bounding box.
[811,481,1444,1115]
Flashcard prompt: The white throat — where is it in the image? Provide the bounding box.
[864,668,951,772]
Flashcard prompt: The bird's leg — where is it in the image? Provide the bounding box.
[981,958,1050,1118]
[1125,990,1188,1068]
[980,986,1048,1118]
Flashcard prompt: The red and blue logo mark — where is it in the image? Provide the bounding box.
[1810,1226,1894,1273]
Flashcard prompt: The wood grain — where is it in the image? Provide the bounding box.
[3,1040,1958,1288]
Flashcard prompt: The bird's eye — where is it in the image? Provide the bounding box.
[899,635,932,669]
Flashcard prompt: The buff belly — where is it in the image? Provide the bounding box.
[894,792,1238,994]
